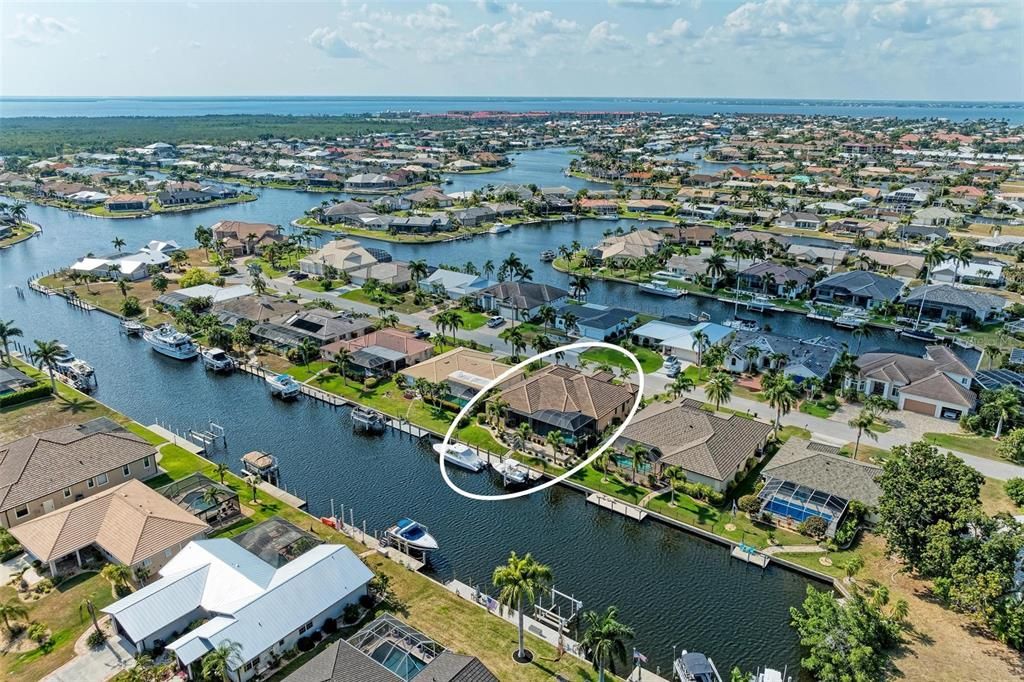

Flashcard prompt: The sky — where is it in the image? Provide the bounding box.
[2,0,1022,101]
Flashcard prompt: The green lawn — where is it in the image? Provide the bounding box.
[339,288,425,314]
[647,494,810,550]
[433,309,490,331]
[569,465,647,504]
[579,344,663,374]
[924,432,1002,460]
[799,400,835,419]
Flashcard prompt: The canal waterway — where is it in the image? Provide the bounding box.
[1,146,956,676]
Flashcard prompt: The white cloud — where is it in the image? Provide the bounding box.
[609,0,681,8]
[475,0,506,13]
[646,18,693,46]
[308,27,363,58]
[586,21,632,52]
[6,13,77,46]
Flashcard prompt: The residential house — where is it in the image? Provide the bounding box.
[579,198,619,215]
[211,220,284,256]
[851,345,976,420]
[103,540,373,681]
[555,302,638,340]
[931,258,1005,286]
[252,309,374,349]
[400,347,510,405]
[786,244,848,268]
[0,418,158,528]
[884,183,932,206]
[322,201,377,226]
[677,202,725,221]
[495,365,637,448]
[614,400,772,492]
[902,284,1006,324]
[659,225,716,247]
[475,281,569,321]
[759,439,882,536]
[452,205,496,227]
[156,284,253,311]
[589,229,665,265]
[404,188,453,208]
[298,239,379,276]
[418,268,493,299]
[347,261,413,291]
[212,295,303,328]
[345,173,396,191]
[813,270,903,309]
[776,212,824,229]
[320,329,433,378]
[105,194,150,212]
[855,250,924,279]
[736,262,814,298]
[725,331,841,382]
[896,223,949,242]
[0,366,34,395]
[912,206,961,227]
[631,319,732,364]
[11,479,208,577]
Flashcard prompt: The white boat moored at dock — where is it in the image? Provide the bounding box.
[488,222,511,234]
[201,347,235,372]
[433,442,486,472]
[119,319,145,336]
[266,373,301,399]
[386,518,438,552]
[143,325,199,360]
[351,406,386,432]
[492,458,530,485]
[639,281,684,298]
[674,650,723,682]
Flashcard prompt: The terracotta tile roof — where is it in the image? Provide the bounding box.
[327,328,431,357]
[0,419,157,513]
[10,479,208,564]
[498,366,636,423]
[615,401,772,482]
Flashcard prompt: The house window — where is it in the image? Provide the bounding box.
[96,473,109,486]
[244,661,254,671]
[64,487,72,498]
[143,456,152,468]
[122,464,131,477]
[87,478,95,489]
[14,505,29,519]
[298,620,313,634]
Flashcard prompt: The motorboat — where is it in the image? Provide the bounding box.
[52,344,97,390]
[433,442,486,472]
[266,373,301,399]
[120,319,145,336]
[639,281,684,298]
[387,518,438,552]
[674,650,723,682]
[351,405,386,432]
[723,317,760,332]
[754,668,788,682]
[143,325,199,360]
[897,327,938,342]
[539,250,556,262]
[201,347,235,372]
[488,223,511,234]
[492,458,529,485]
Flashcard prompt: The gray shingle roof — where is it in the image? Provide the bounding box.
[815,270,903,302]
[282,640,401,682]
[763,438,882,506]
[903,284,1006,316]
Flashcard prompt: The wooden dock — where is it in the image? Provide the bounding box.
[256,480,307,510]
[586,493,648,521]
[146,424,206,454]
[731,545,770,568]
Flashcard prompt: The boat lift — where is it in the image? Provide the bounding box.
[187,421,226,448]
[533,586,583,635]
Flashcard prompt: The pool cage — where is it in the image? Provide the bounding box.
[156,473,240,525]
[757,476,849,537]
[349,614,445,681]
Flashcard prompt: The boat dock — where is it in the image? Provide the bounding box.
[586,493,648,521]
[257,480,307,510]
[731,544,770,568]
[146,424,206,454]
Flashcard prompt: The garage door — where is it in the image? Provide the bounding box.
[902,398,936,416]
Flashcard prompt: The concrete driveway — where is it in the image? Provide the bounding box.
[44,618,134,682]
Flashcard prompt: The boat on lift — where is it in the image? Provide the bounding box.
[488,222,511,234]
[266,373,301,399]
[492,458,529,485]
[119,319,145,336]
[639,281,684,298]
[143,325,199,360]
[433,442,486,472]
[351,405,386,432]
[201,347,235,372]
[386,518,438,552]
[897,325,938,342]
[723,317,760,332]
[674,650,723,682]
[539,250,556,262]
[52,344,97,391]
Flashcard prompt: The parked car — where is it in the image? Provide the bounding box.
[486,316,506,328]
[287,270,308,281]
[413,328,431,340]
[664,355,680,367]
[665,364,681,378]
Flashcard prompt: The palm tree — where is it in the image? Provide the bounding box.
[762,372,799,434]
[409,259,429,285]
[112,237,127,252]
[251,272,268,297]
[848,408,878,459]
[990,388,1021,439]
[950,239,974,286]
[330,349,352,386]
[201,640,243,682]
[296,338,319,368]
[482,259,495,279]
[215,462,230,485]
[0,319,23,366]
[851,323,872,353]
[844,554,865,583]
[545,430,565,455]
[579,606,634,682]
[624,443,647,484]
[743,345,761,374]
[492,552,553,662]
[705,370,733,412]
[704,250,728,290]
[914,243,948,329]
[500,326,527,359]
[536,305,556,331]
[244,474,260,503]
[984,344,1003,370]
[9,202,27,224]
[669,373,695,399]
[102,563,134,591]
[569,275,591,301]
[664,465,686,506]
[693,330,710,379]
[31,339,64,392]
[0,598,28,634]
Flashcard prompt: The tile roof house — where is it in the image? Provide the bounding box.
[0,418,159,528]
[321,201,378,225]
[320,329,433,378]
[855,250,924,279]
[759,439,882,536]
[11,479,208,577]
[212,295,303,328]
[252,309,374,349]
[299,239,379,276]
[725,331,841,381]
[852,345,976,420]
[211,221,285,256]
[614,400,773,491]
[902,284,1006,324]
[588,229,665,264]
[813,270,903,309]
[496,366,637,448]
[475,281,569,320]
[736,262,814,298]
[400,347,510,405]
[104,540,373,681]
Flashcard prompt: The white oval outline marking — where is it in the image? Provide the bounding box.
[439,340,645,501]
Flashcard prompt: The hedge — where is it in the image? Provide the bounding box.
[0,382,53,407]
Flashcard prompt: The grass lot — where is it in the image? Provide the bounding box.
[0,223,38,248]
[0,572,118,682]
[37,275,176,325]
[579,344,663,374]
[923,432,1002,461]
[648,494,809,550]
[432,309,490,331]
[339,288,426,314]
[981,477,1020,516]
[250,252,307,279]
[799,400,835,418]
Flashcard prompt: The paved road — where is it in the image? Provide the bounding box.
[254,273,1024,482]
